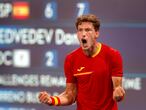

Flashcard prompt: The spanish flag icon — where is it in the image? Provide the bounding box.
[12,2,30,20]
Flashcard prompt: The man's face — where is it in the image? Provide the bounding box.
[77,22,99,50]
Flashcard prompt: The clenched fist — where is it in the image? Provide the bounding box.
[113,86,125,102]
[38,91,52,105]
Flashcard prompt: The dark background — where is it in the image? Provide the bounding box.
[0,0,146,110]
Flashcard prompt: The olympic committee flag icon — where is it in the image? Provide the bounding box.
[12,2,30,19]
[13,49,30,68]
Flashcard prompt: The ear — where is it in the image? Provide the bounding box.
[95,31,99,39]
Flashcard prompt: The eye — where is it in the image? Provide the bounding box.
[78,28,83,32]
[85,28,92,32]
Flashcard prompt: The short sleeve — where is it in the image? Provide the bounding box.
[64,55,76,83]
[110,49,123,77]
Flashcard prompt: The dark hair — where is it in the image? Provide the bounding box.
[75,14,100,31]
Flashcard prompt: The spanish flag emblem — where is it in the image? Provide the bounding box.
[12,2,30,19]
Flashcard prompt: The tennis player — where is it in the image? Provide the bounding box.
[38,14,125,110]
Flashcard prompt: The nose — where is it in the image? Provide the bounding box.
[82,30,86,38]
[82,30,86,36]
[82,34,86,38]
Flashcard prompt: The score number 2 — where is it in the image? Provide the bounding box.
[45,51,58,67]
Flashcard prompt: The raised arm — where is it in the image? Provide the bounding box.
[38,83,77,106]
[112,76,125,102]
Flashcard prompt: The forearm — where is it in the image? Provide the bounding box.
[112,76,122,89]
[48,83,77,106]
[57,91,76,105]
[112,76,125,102]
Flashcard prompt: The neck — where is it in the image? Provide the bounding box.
[83,42,99,57]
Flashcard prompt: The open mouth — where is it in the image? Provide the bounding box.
[81,39,87,44]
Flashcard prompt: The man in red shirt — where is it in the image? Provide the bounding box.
[38,14,125,110]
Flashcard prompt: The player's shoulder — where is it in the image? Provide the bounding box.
[102,43,120,54]
[102,43,119,52]
[65,47,82,59]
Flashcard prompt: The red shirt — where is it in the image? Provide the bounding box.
[64,43,123,110]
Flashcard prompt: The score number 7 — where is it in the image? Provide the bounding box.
[76,2,90,17]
